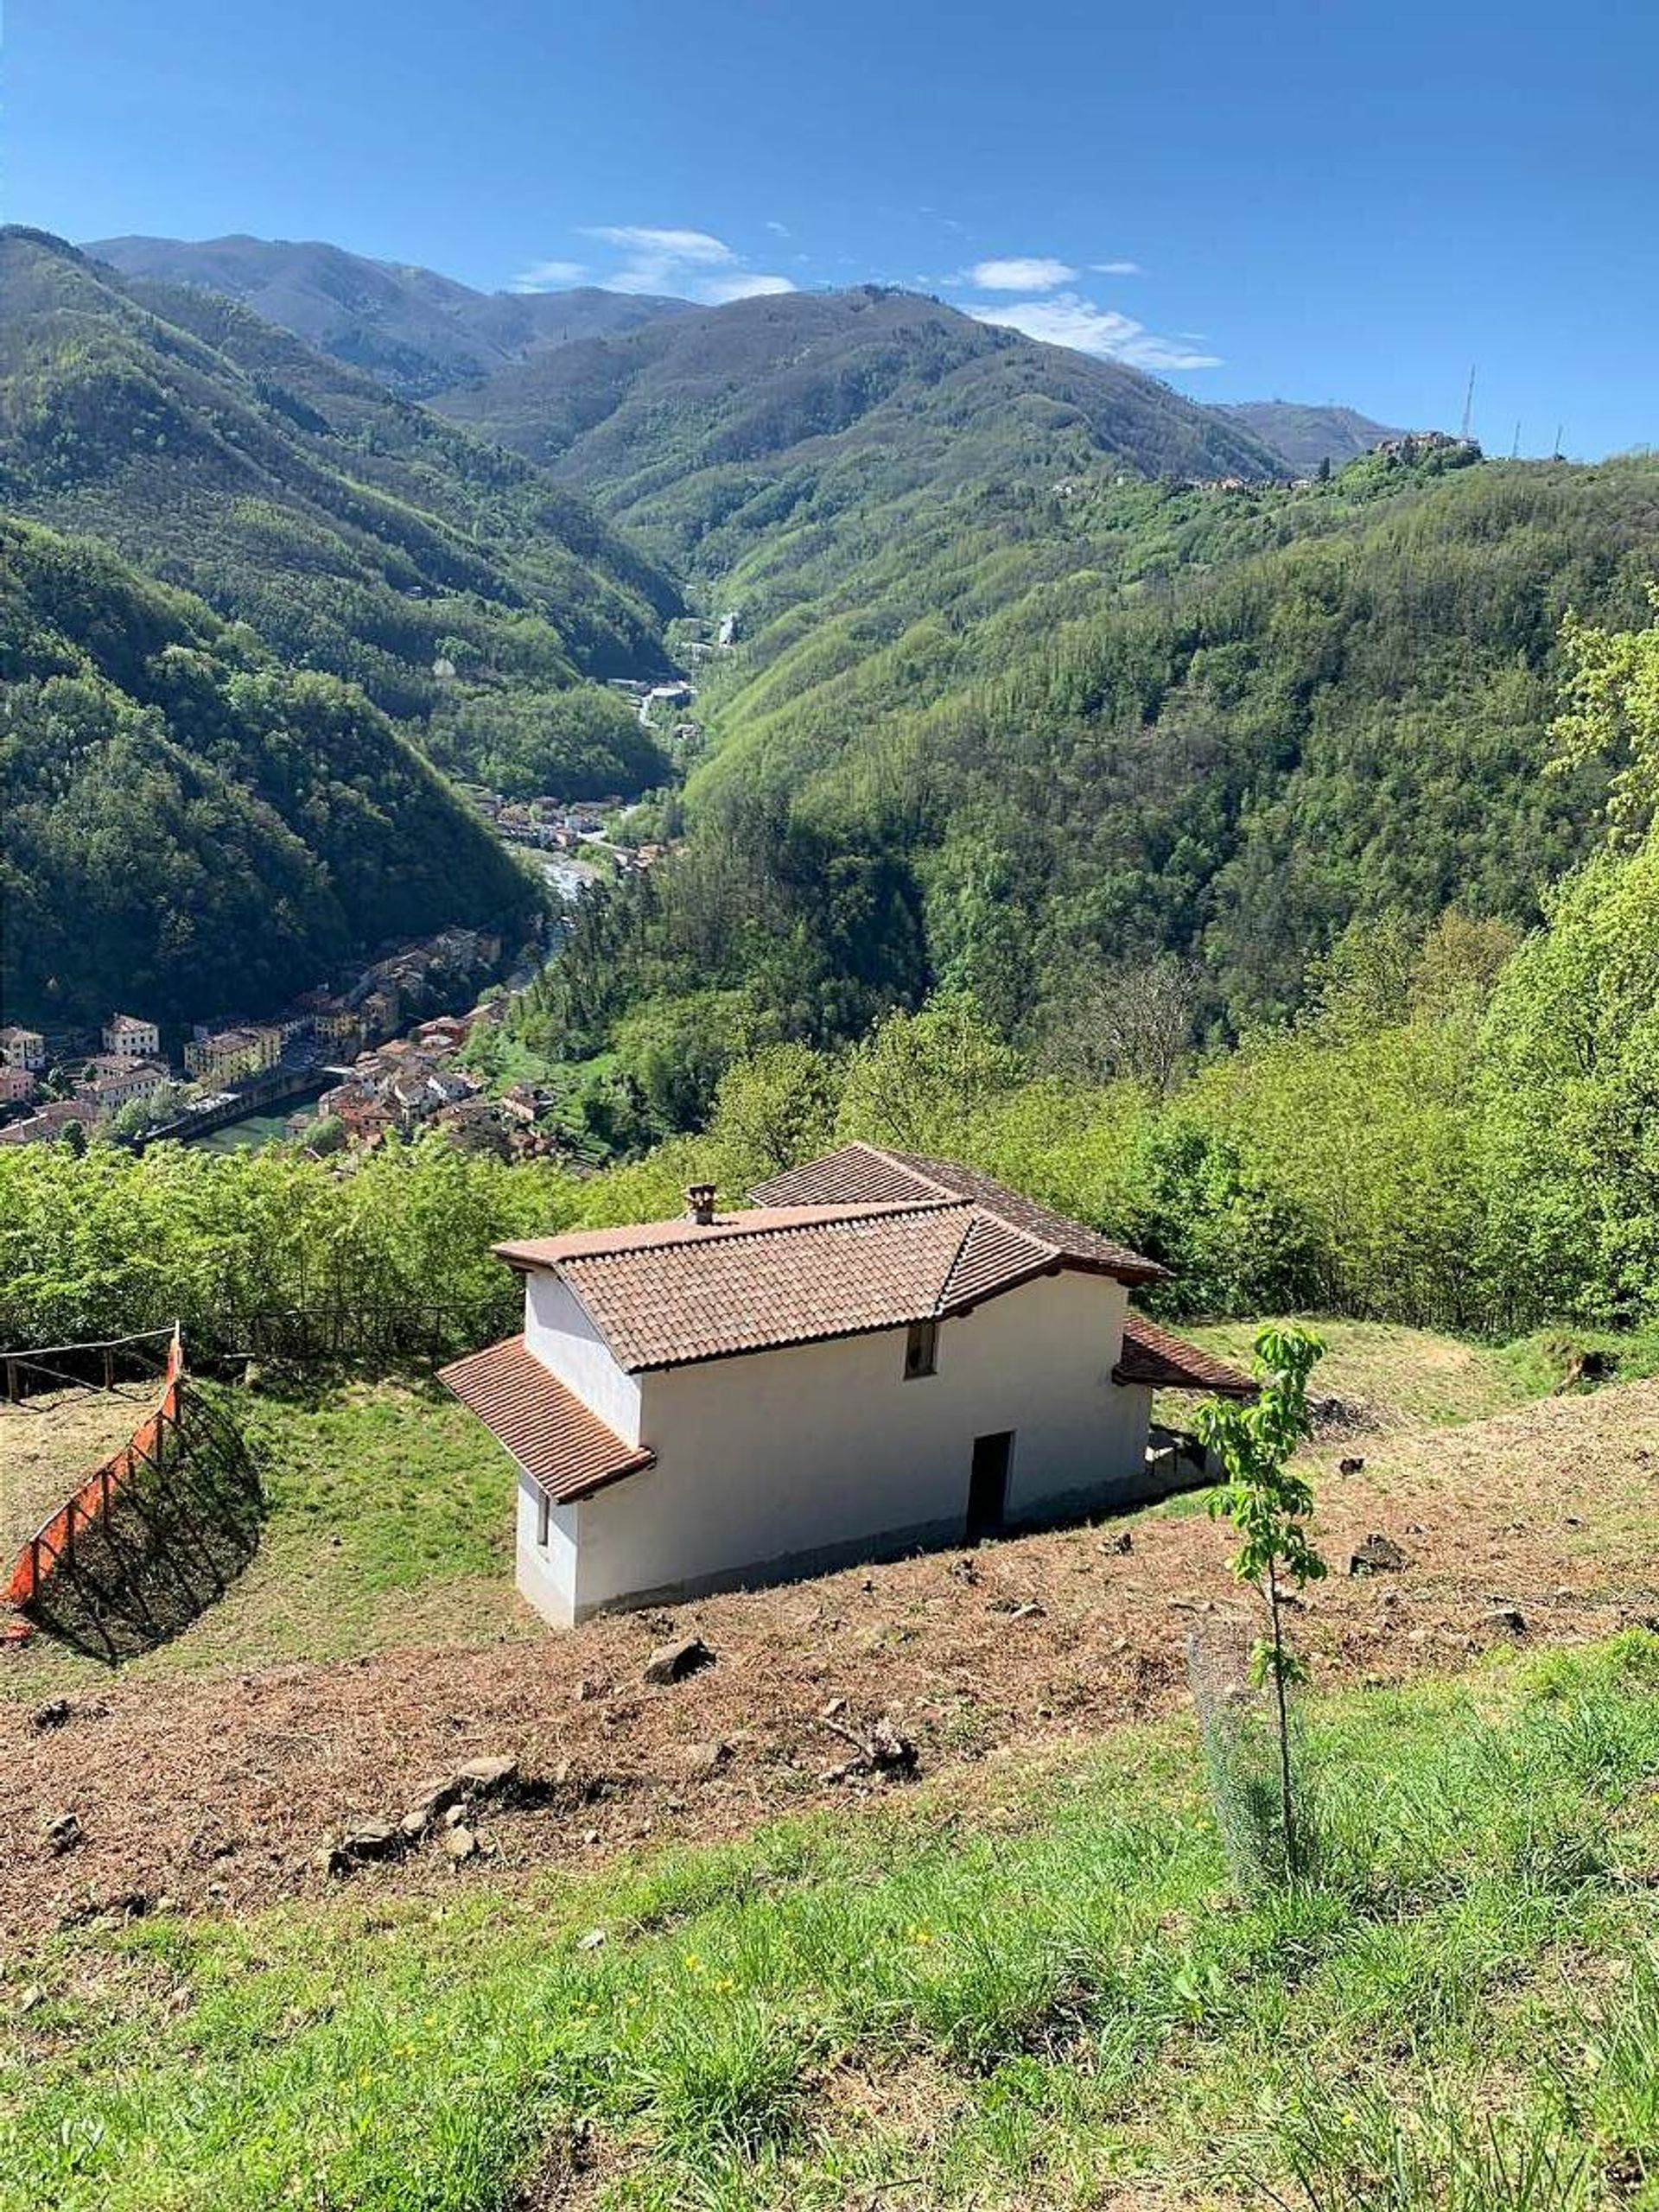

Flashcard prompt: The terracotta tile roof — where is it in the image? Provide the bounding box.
[550,1205,980,1372]
[938,1211,1056,1308]
[1114,1313,1257,1398]
[749,1142,940,1211]
[489,1148,1168,1376]
[494,1204,923,1270]
[750,1143,1166,1284]
[439,1336,655,1502]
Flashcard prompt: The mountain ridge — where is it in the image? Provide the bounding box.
[0,226,679,728]
[1217,399,1405,472]
[429,283,1291,570]
[84,232,694,397]
[74,233,1433,512]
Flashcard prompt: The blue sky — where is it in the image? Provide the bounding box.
[5,0,1654,456]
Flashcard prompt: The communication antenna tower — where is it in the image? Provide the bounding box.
[1460,365,1476,442]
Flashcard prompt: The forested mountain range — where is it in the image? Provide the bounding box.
[0,512,538,1027]
[430,285,1290,571]
[85,233,693,399]
[82,235,1404,503]
[6,219,1656,1091]
[0,227,685,1024]
[532,442,1659,1125]
[0,227,682,802]
[0,229,677,701]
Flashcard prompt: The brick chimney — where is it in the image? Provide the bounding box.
[686,1182,717,1226]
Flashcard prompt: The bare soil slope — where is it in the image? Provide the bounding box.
[4,1375,1656,1942]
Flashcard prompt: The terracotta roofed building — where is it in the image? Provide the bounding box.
[442,1143,1252,1627]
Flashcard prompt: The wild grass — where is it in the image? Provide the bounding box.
[1181,1318,1659,1435]
[1,1376,528,1701]
[9,1635,1659,2209]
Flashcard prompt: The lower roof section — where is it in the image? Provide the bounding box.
[439,1335,655,1504]
[1114,1313,1258,1398]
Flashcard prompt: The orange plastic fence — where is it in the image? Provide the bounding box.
[4,1328,185,1610]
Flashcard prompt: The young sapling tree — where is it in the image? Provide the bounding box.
[1196,1323,1327,1881]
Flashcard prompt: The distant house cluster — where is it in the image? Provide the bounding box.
[319,1023,484,1147]
[0,1026,48,1109]
[1374,430,1481,466]
[466,791,616,853]
[0,1013,175,1143]
[315,1011,559,1160]
[0,923,509,1150]
[184,1024,283,1086]
[461,786,678,883]
[680,611,739,665]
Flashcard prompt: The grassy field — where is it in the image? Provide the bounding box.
[1184,1317,1659,1432]
[0,1385,154,1560]
[9,1631,1659,2209]
[2,1379,531,1701]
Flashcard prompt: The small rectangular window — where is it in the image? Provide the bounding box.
[537,1490,551,1548]
[904,1319,938,1379]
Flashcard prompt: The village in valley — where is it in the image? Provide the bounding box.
[0,927,509,1154]
[0,790,680,1163]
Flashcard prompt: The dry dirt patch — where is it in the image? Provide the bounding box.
[0,1386,156,1560]
[3,1377,1658,1943]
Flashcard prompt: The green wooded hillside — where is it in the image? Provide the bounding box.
[0,512,538,1026]
[433,284,1287,572]
[559,447,1659,1052]
[0,227,679,797]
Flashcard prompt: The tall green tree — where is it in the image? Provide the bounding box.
[835,994,1024,1153]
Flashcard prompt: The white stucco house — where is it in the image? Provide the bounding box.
[441,1142,1253,1628]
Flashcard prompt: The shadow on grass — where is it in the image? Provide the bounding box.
[25,1386,266,1665]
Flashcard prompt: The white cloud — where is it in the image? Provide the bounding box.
[967,255,1077,292]
[575,224,733,294]
[510,258,588,292]
[702,272,797,302]
[765,219,790,236]
[582,224,735,264]
[968,292,1222,370]
[567,224,796,302]
[1091,259,1143,276]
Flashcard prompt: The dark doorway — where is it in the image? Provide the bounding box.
[967,1430,1013,1541]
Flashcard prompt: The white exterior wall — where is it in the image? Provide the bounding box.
[559,1270,1151,1621]
[105,1020,161,1060]
[515,1470,580,1625]
[524,1273,642,1445]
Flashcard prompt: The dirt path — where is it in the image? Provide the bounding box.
[4,1380,1657,1944]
